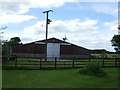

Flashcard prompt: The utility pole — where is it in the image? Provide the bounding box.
[43,10,53,61]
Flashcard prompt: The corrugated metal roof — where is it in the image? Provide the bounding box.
[14,37,90,51]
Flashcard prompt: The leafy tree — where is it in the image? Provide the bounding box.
[111,35,120,53]
[2,40,11,55]
[2,37,22,56]
[2,40,11,62]
[9,37,22,47]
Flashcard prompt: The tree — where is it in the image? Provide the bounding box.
[2,37,22,56]
[9,37,22,47]
[2,40,10,56]
[111,35,120,53]
[2,40,11,62]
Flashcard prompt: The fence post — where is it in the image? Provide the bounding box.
[89,58,91,62]
[72,58,74,68]
[102,57,104,67]
[15,56,17,69]
[115,58,117,67]
[40,58,42,69]
[55,57,57,69]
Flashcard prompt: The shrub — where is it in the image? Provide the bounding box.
[9,54,17,61]
[2,56,9,63]
[79,62,107,77]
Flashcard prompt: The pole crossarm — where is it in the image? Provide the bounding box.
[43,10,53,13]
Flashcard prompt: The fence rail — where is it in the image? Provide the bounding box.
[2,56,120,70]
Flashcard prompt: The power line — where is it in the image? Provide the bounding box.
[0,26,7,43]
[0,26,7,30]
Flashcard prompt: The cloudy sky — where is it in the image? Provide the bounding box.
[0,0,119,51]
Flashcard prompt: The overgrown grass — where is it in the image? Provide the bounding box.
[2,68,118,88]
[79,62,107,77]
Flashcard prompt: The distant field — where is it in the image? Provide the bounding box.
[91,54,120,57]
[2,68,119,88]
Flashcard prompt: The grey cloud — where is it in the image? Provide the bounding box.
[0,2,30,15]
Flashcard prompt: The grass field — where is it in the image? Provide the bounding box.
[91,54,120,57]
[2,68,119,88]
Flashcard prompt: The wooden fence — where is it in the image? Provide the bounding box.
[2,56,120,70]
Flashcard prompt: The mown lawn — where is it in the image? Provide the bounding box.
[2,68,119,88]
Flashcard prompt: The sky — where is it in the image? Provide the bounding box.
[0,0,119,52]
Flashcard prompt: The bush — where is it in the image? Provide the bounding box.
[79,62,107,77]
[9,54,17,61]
[2,56,9,63]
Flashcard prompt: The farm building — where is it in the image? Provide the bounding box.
[11,37,91,59]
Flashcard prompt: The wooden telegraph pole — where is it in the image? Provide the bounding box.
[43,10,53,61]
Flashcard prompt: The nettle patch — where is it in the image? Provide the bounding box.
[79,62,107,77]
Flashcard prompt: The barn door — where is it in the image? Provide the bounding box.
[47,43,60,59]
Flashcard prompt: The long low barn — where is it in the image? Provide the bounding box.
[11,37,91,59]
